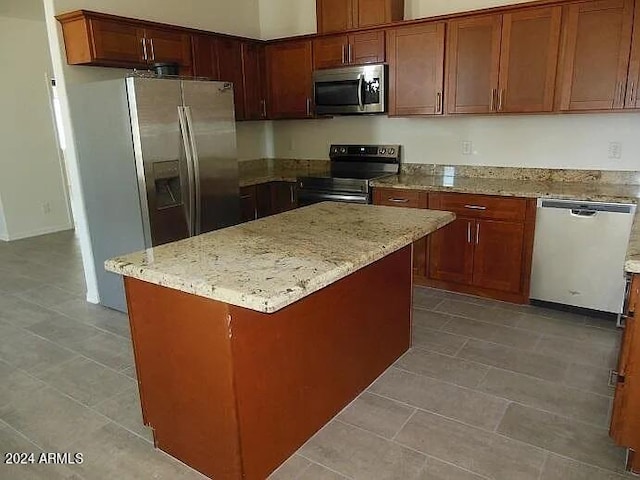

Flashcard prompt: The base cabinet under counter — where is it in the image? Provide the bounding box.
[611,273,640,473]
[240,181,298,223]
[372,188,537,303]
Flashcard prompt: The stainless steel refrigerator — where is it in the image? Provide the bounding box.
[68,76,240,312]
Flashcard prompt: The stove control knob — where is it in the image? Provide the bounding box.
[388,148,395,155]
[379,148,386,154]
[340,147,347,154]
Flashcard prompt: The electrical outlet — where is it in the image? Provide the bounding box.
[42,202,51,215]
[609,142,622,159]
[462,141,473,155]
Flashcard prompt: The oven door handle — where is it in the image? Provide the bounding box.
[357,74,365,111]
[299,191,369,204]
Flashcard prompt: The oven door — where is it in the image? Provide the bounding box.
[298,190,370,206]
[313,64,386,115]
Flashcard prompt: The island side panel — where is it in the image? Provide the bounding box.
[124,277,244,480]
[228,246,413,480]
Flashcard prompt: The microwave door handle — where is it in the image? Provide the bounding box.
[357,74,365,111]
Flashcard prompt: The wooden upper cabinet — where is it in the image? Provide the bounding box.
[498,7,562,113]
[313,31,385,69]
[446,15,502,114]
[387,23,445,116]
[192,34,219,79]
[316,0,404,34]
[217,38,246,120]
[317,0,355,33]
[556,0,635,111]
[89,18,144,65]
[626,0,640,108]
[313,35,350,69]
[143,27,191,68]
[242,42,268,121]
[266,40,314,119]
[357,0,405,28]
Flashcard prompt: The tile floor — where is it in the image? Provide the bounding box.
[0,231,631,479]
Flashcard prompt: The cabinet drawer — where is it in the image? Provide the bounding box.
[374,188,427,208]
[430,192,527,221]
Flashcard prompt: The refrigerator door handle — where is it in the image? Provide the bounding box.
[177,106,196,237]
[183,106,202,235]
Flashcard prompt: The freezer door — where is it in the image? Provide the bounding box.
[126,77,191,247]
[181,80,241,234]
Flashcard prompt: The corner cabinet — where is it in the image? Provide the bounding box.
[239,182,298,223]
[387,23,446,116]
[426,192,537,304]
[316,0,404,34]
[266,40,314,119]
[556,0,636,111]
[446,6,562,114]
[611,274,640,474]
[56,11,192,73]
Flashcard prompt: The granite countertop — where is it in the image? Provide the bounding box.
[105,203,455,313]
[372,173,640,274]
[239,159,329,187]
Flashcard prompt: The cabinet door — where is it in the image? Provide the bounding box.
[428,218,475,285]
[349,30,386,64]
[89,18,145,65]
[256,183,273,218]
[217,38,246,120]
[266,41,313,119]
[356,0,404,28]
[472,220,525,293]
[317,0,354,33]
[144,27,192,69]
[557,0,635,111]
[498,7,562,113]
[387,23,446,116]
[626,0,640,108]
[313,35,349,70]
[240,186,257,223]
[192,34,219,79]
[413,237,427,277]
[446,15,502,114]
[242,42,267,121]
[611,275,640,450]
[271,182,298,214]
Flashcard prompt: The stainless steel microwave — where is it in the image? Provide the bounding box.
[313,64,387,115]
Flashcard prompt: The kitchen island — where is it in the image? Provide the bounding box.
[105,202,455,480]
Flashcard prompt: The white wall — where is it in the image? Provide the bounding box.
[272,114,640,170]
[0,14,72,241]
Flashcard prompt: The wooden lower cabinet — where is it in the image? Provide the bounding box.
[426,192,536,303]
[611,274,640,473]
[372,188,429,278]
[239,182,297,223]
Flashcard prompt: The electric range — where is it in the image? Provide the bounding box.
[297,144,401,205]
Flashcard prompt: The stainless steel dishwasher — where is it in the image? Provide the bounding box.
[530,198,636,316]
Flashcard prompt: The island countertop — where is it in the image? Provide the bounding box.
[105,202,455,313]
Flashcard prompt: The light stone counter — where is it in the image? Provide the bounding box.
[105,203,455,313]
[626,209,640,274]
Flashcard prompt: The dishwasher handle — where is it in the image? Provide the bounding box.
[570,209,598,218]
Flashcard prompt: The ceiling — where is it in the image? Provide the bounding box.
[0,0,45,21]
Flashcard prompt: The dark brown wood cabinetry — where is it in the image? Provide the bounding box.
[239,182,298,223]
[427,192,536,304]
[316,0,404,34]
[56,11,192,73]
[387,23,446,116]
[242,43,268,120]
[447,6,562,114]
[626,0,640,108]
[557,0,635,111]
[313,31,385,70]
[372,188,429,278]
[611,274,640,474]
[266,40,314,119]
